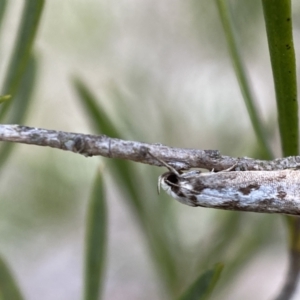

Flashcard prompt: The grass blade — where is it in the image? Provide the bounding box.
[0,255,24,300]
[0,0,44,121]
[6,54,37,123]
[84,170,107,300]
[0,0,7,30]
[72,77,145,215]
[0,95,11,104]
[0,54,37,170]
[73,77,179,296]
[178,263,223,300]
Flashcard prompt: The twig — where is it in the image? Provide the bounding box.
[0,124,300,172]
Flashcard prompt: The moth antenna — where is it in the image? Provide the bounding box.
[148,151,180,176]
[218,163,238,173]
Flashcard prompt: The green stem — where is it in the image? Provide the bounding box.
[262,1,299,299]
[262,0,298,157]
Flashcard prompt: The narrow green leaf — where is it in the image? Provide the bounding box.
[0,0,7,30]
[84,170,107,300]
[190,213,276,293]
[0,95,11,104]
[261,0,298,157]
[7,55,37,124]
[0,256,24,300]
[215,0,272,159]
[72,77,120,138]
[72,77,145,216]
[0,54,37,170]
[73,77,179,295]
[0,0,44,121]
[179,263,224,300]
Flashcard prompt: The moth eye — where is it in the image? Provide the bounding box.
[166,173,178,184]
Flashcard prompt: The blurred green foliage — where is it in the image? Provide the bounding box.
[178,263,223,300]
[84,171,107,300]
[0,1,299,300]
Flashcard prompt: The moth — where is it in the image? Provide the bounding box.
[152,154,300,215]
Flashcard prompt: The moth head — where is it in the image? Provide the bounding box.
[158,171,199,207]
[147,151,183,194]
[158,171,180,194]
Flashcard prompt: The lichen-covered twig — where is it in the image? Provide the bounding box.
[0,124,300,172]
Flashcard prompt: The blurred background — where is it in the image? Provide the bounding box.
[1,0,300,299]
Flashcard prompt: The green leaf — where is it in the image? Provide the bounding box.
[178,263,223,300]
[0,54,37,170]
[72,77,145,215]
[7,55,37,124]
[72,77,120,137]
[0,95,11,104]
[215,0,272,159]
[73,77,179,295]
[262,0,298,157]
[0,0,44,121]
[0,255,24,300]
[84,170,107,300]
[0,0,7,30]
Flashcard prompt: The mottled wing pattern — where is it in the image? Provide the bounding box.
[160,169,300,215]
